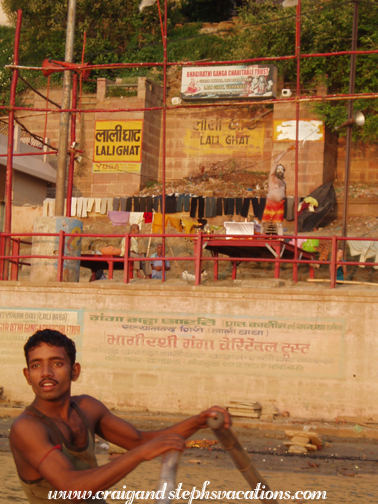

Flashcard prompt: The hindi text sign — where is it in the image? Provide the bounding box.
[93,120,143,173]
[181,65,277,100]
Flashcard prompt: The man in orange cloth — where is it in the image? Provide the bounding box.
[261,147,294,235]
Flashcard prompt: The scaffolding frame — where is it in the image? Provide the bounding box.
[1,1,376,287]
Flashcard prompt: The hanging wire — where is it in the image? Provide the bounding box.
[18,75,61,109]
[43,74,51,144]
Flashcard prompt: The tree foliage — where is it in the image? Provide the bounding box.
[2,0,378,141]
[0,0,237,89]
[234,0,378,142]
[0,25,16,107]
[1,0,169,63]
[179,0,236,23]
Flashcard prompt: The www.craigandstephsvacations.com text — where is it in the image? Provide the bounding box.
[48,481,327,501]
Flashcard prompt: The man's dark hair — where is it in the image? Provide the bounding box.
[24,330,76,367]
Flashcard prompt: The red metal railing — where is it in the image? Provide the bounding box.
[1,231,377,289]
[1,2,376,289]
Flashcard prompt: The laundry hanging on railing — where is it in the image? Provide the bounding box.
[42,195,298,220]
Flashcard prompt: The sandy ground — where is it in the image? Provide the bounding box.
[1,415,378,503]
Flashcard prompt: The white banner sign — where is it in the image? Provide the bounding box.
[181,65,277,100]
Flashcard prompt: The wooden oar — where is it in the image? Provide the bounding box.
[155,450,180,504]
[207,413,279,504]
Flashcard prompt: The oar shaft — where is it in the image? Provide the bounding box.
[155,450,180,504]
[208,414,279,504]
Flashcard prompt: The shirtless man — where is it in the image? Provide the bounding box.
[10,329,230,503]
[261,147,294,236]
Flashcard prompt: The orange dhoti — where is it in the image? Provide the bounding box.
[261,199,284,223]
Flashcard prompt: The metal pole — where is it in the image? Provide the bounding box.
[293,0,301,283]
[55,0,77,216]
[330,235,337,288]
[3,9,22,280]
[66,72,78,217]
[161,0,167,281]
[342,0,359,240]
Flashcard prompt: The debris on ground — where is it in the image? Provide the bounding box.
[226,401,261,419]
[186,439,219,449]
[138,162,378,201]
[260,402,280,421]
[284,430,323,454]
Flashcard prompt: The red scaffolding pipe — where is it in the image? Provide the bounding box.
[161,0,168,281]
[3,9,22,280]
[7,46,378,73]
[4,3,378,288]
[293,0,301,284]
[4,89,378,115]
[0,151,57,157]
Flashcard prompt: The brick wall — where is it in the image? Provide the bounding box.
[18,78,163,198]
[163,106,274,181]
[272,102,326,196]
[141,79,163,186]
[336,140,378,183]
[18,79,342,200]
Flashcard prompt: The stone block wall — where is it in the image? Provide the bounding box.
[141,79,163,186]
[163,106,274,181]
[18,78,164,199]
[336,140,378,183]
[17,79,345,202]
[272,102,326,196]
[0,282,376,421]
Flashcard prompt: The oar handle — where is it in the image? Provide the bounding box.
[207,411,279,504]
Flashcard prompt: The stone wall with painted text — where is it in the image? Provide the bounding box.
[0,283,372,420]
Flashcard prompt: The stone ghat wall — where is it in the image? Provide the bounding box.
[0,282,372,420]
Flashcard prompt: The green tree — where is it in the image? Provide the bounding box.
[1,0,170,62]
[0,0,237,90]
[233,0,378,142]
[179,0,236,23]
[235,0,378,142]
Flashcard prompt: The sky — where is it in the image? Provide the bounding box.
[0,4,11,26]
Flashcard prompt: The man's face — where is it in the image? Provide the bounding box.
[23,343,80,402]
[275,165,285,180]
[156,245,163,256]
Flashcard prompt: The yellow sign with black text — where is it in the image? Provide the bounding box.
[184,118,265,157]
[93,120,143,173]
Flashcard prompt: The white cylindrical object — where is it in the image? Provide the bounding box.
[354,110,365,127]
[155,451,181,504]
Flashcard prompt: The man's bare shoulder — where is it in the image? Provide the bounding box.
[72,394,106,409]
[71,394,109,422]
[10,410,50,449]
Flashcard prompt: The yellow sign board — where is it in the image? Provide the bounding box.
[93,120,143,173]
[184,118,265,157]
